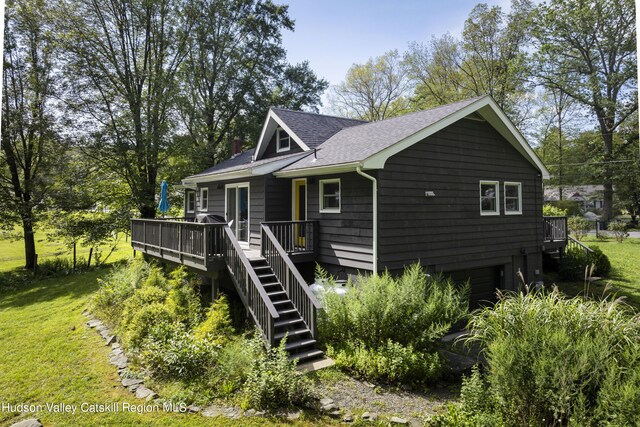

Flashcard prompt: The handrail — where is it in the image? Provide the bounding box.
[567,235,594,255]
[261,224,321,339]
[543,216,568,242]
[261,220,317,254]
[221,225,278,346]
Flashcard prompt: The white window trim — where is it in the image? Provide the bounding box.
[224,182,251,244]
[319,178,341,213]
[199,188,209,212]
[186,191,196,213]
[479,181,500,216]
[504,182,522,215]
[276,128,291,153]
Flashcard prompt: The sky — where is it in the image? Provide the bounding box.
[279,0,513,88]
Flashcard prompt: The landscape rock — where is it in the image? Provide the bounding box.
[361,412,378,421]
[187,405,201,414]
[99,329,111,339]
[9,420,42,427]
[110,354,128,369]
[322,403,338,412]
[201,405,223,417]
[105,335,117,345]
[70,325,76,331]
[286,410,302,420]
[128,384,140,392]
[111,343,121,350]
[329,409,341,418]
[390,416,408,425]
[87,320,102,328]
[121,378,143,387]
[222,407,241,419]
[135,386,156,400]
[110,348,124,358]
[244,409,256,417]
[320,397,334,406]
[343,413,354,423]
[255,410,266,416]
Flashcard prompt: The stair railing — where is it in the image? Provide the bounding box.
[567,235,594,255]
[221,225,278,346]
[261,224,321,339]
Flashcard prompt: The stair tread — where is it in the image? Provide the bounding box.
[275,328,310,340]
[268,290,287,297]
[288,348,324,361]
[285,338,316,351]
[274,318,304,328]
[277,308,298,315]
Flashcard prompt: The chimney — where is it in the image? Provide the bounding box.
[231,136,242,156]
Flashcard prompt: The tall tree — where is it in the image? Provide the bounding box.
[177,0,327,171]
[1,0,60,269]
[328,50,411,121]
[534,0,637,220]
[56,0,194,218]
[406,0,534,126]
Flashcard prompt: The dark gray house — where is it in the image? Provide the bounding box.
[132,96,566,363]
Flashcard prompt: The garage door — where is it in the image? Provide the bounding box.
[448,266,501,308]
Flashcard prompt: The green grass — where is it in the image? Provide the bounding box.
[0,230,132,272]
[548,236,640,308]
[0,269,333,427]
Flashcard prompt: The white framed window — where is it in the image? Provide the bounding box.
[480,181,499,216]
[504,182,522,215]
[320,179,341,213]
[186,191,196,213]
[199,187,209,211]
[276,128,290,153]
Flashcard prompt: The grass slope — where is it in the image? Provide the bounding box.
[549,237,640,308]
[0,269,328,427]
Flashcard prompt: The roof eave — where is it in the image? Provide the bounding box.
[273,161,361,178]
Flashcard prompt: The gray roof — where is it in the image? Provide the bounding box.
[272,108,366,148]
[279,97,483,172]
[187,149,309,178]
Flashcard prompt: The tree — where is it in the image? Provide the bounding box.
[56,0,194,218]
[534,0,637,220]
[1,0,60,270]
[406,0,535,126]
[176,0,327,172]
[328,50,411,121]
[613,113,640,224]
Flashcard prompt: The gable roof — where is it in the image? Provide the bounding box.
[253,108,366,160]
[276,96,550,179]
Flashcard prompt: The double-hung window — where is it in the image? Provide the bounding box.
[479,181,499,215]
[504,182,522,215]
[319,179,340,213]
[276,128,290,152]
[199,188,209,211]
[186,191,196,213]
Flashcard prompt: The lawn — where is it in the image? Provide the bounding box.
[0,269,334,427]
[547,236,640,308]
[0,230,132,272]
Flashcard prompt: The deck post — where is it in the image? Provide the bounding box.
[159,221,163,258]
[203,226,208,270]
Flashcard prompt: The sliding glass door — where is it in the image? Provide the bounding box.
[225,183,250,243]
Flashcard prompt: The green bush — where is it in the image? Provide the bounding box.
[608,220,630,243]
[319,263,468,351]
[329,339,444,385]
[242,333,313,410]
[92,258,150,323]
[140,322,218,380]
[559,245,611,280]
[547,200,582,216]
[194,294,234,346]
[211,337,262,398]
[567,215,592,240]
[462,290,640,426]
[542,204,567,217]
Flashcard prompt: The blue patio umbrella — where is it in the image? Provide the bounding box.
[158,180,170,217]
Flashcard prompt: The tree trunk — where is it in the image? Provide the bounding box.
[600,128,615,221]
[22,216,37,271]
[73,242,77,270]
[87,247,93,268]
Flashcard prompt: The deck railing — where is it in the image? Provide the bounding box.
[567,235,594,255]
[543,216,568,243]
[222,225,279,346]
[261,224,321,339]
[131,218,224,268]
[261,221,317,254]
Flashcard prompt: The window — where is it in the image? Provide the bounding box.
[199,188,209,211]
[480,181,499,215]
[320,179,340,213]
[186,191,195,213]
[276,128,290,152]
[504,182,522,215]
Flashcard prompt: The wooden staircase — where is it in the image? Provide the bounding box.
[249,257,323,363]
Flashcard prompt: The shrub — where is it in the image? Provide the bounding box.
[567,215,592,240]
[548,200,582,216]
[463,290,640,426]
[559,245,611,280]
[542,204,567,217]
[92,258,150,323]
[608,220,629,243]
[211,337,261,398]
[319,263,468,351]
[329,339,444,385]
[242,333,313,410]
[140,322,218,379]
[194,294,234,346]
